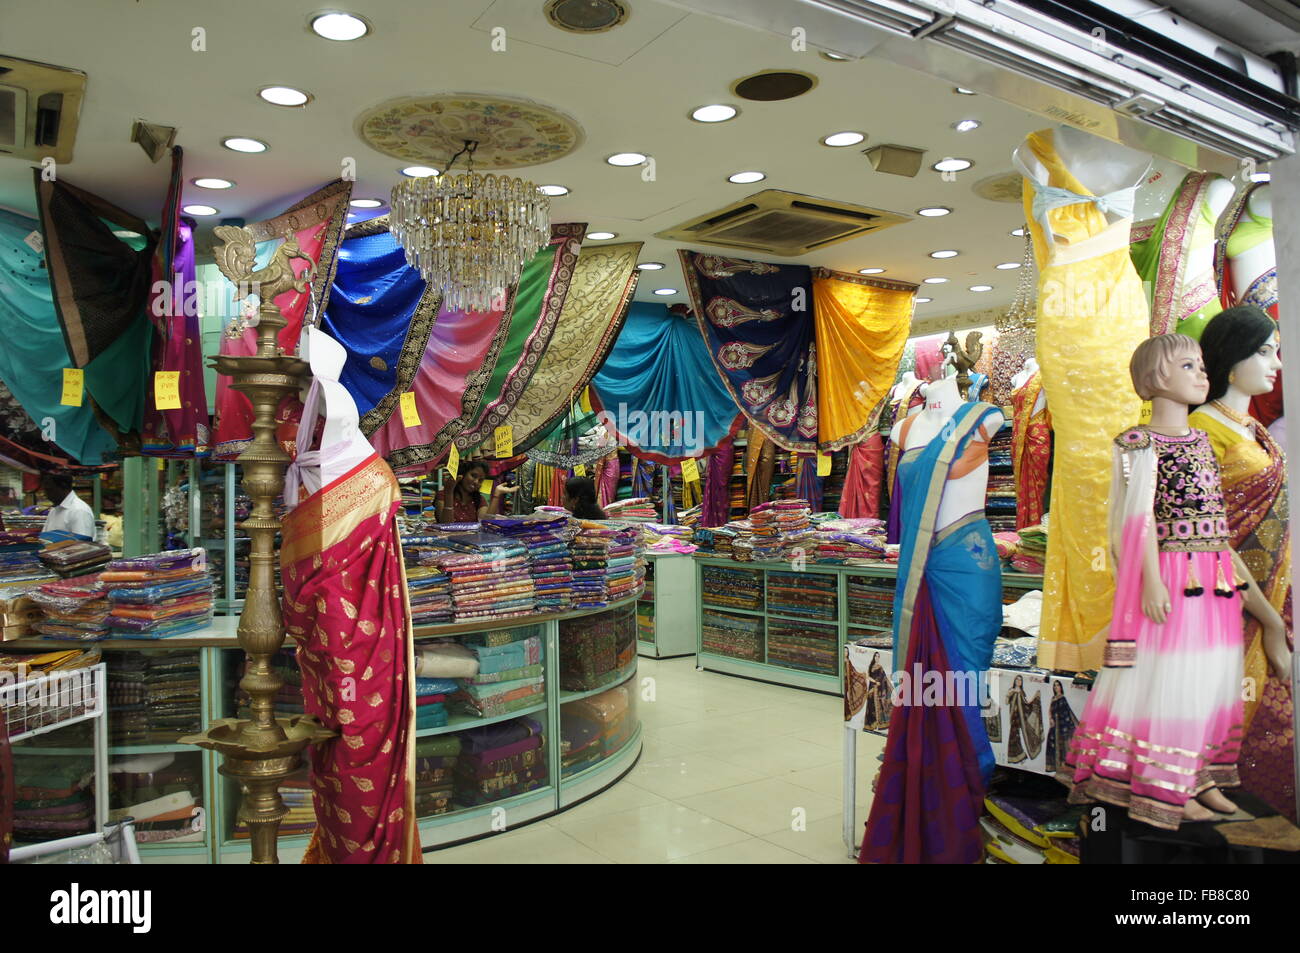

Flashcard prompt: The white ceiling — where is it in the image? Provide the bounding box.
[1,0,1186,321]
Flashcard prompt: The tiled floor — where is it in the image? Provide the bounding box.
[429,656,886,864]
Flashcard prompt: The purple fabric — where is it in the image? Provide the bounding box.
[796,454,824,513]
[701,438,735,528]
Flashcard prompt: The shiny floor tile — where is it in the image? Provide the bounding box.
[679,777,843,836]
[552,801,751,863]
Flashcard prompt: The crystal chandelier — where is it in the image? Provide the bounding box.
[390,140,551,312]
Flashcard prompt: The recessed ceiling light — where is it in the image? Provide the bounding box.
[1010,227,1026,237]
[932,158,972,173]
[637,262,665,271]
[954,87,976,95]
[538,184,570,196]
[916,206,951,217]
[821,131,865,147]
[819,51,851,61]
[727,171,766,184]
[995,261,1021,270]
[952,119,981,133]
[222,137,268,153]
[349,198,384,209]
[258,86,312,107]
[192,177,234,190]
[607,152,647,166]
[923,277,948,284]
[1250,171,1271,183]
[915,297,932,304]
[588,231,617,240]
[402,166,439,177]
[182,204,218,216]
[929,250,959,259]
[653,288,677,296]
[310,12,370,41]
[691,104,738,123]
[858,268,885,275]
[969,285,993,292]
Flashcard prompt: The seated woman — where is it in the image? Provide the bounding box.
[435,459,515,523]
[563,476,606,520]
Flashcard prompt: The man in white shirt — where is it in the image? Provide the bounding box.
[40,473,96,539]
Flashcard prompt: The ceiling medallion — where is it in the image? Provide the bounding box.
[356,93,584,169]
[972,171,1024,203]
[544,0,630,33]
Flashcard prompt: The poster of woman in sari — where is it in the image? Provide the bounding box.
[1044,679,1080,774]
[863,652,893,730]
[1005,674,1044,764]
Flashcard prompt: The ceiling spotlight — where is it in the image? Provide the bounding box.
[637,262,665,271]
[819,51,852,62]
[349,198,384,208]
[182,204,218,216]
[821,131,865,147]
[192,177,234,190]
[402,166,439,177]
[932,157,972,173]
[538,184,570,196]
[607,152,647,166]
[969,285,993,292]
[691,104,738,123]
[653,288,677,296]
[1010,227,1027,237]
[310,12,370,41]
[952,119,981,132]
[222,137,268,153]
[996,261,1021,270]
[929,250,959,259]
[258,86,312,107]
[917,206,951,217]
[728,171,766,184]
[923,277,948,284]
[954,87,977,95]
[1250,171,1271,183]
[588,231,617,240]
[858,268,885,275]
[915,297,932,304]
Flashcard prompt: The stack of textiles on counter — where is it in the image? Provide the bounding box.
[416,676,457,729]
[233,770,315,840]
[12,756,95,843]
[454,716,547,807]
[38,539,112,578]
[406,564,453,625]
[603,497,657,522]
[767,617,838,675]
[677,504,701,528]
[106,650,203,744]
[767,570,837,621]
[101,548,214,639]
[700,564,763,611]
[29,574,111,640]
[559,605,636,691]
[414,734,461,816]
[0,527,55,587]
[435,533,536,621]
[482,515,574,611]
[1011,524,1047,575]
[748,499,814,560]
[984,427,1018,534]
[570,521,641,609]
[813,518,888,565]
[561,682,635,775]
[108,752,204,844]
[639,522,695,554]
[451,629,545,718]
[846,576,896,632]
[981,789,1082,865]
[700,608,763,661]
[993,531,1021,562]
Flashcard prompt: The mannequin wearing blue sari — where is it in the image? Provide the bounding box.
[861,386,1004,864]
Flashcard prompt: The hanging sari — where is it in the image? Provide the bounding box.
[860,402,1003,864]
[838,435,884,519]
[1005,684,1044,763]
[1129,171,1224,338]
[701,437,735,527]
[1189,410,1295,821]
[744,430,776,512]
[1011,370,1051,530]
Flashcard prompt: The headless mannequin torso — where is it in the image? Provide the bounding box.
[1227,185,1274,299]
[1011,357,1047,416]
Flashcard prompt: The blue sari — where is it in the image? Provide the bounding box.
[862,401,1002,864]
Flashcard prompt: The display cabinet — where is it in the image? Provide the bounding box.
[636,552,697,659]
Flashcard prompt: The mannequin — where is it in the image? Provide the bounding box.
[1221,184,1283,430]
[890,371,920,404]
[1060,334,1282,829]
[1010,358,1050,529]
[1011,357,1047,416]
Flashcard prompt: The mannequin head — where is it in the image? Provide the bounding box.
[1199,305,1281,401]
[1130,333,1207,404]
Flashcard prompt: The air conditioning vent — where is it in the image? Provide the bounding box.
[655,189,908,256]
[0,56,85,163]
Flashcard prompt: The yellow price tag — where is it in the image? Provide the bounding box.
[154,371,181,410]
[60,368,84,407]
[816,451,832,477]
[574,463,587,477]
[480,479,493,497]
[447,442,460,475]
[1138,400,1152,425]
[680,457,700,484]
[494,424,514,458]
[400,391,422,428]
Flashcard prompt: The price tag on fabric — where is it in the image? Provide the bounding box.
[400,392,422,428]
[574,463,587,477]
[494,424,513,458]
[60,368,84,406]
[24,231,44,254]
[1138,400,1152,425]
[817,451,832,477]
[154,371,182,410]
[480,479,493,497]
[681,457,700,484]
[447,442,460,475]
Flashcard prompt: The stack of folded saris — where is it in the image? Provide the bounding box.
[454,716,547,807]
[29,574,112,640]
[12,755,95,843]
[602,497,657,522]
[846,576,896,630]
[700,565,762,611]
[101,548,214,639]
[569,521,641,608]
[452,629,545,718]
[562,683,635,766]
[558,605,636,691]
[39,539,113,578]
[813,519,888,565]
[748,499,813,560]
[415,676,457,729]
[104,650,203,744]
[414,734,461,817]
[108,751,205,844]
[1011,524,1047,575]
[0,528,55,587]
[700,608,763,661]
[406,565,454,626]
[435,532,536,621]
[482,515,574,611]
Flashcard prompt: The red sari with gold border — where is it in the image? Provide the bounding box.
[281,455,421,863]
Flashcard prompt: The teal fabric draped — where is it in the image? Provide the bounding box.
[591,302,741,464]
[0,207,117,464]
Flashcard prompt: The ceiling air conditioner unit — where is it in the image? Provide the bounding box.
[0,55,87,164]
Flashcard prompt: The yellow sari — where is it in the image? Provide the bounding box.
[1020,129,1149,672]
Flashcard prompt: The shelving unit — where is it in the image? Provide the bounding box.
[636,552,698,659]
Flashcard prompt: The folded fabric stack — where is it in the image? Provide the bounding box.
[701,608,763,661]
[767,570,837,621]
[767,618,838,675]
[104,649,202,744]
[602,497,657,522]
[406,564,454,626]
[1012,524,1047,575]
[109,752,205,844]
[414,734,461,817]
[39,539,113,578]
[561,683,635,775]
[846,576,896,630]
[748,499,813,560]
[12,756,95,843]
[559,604,636,691]
[416,676,458,729]
[709,523,741,558]
[730,520,757,561]
[677,504,701,528]
[454,716,547,807]
[0,528,55,588]
[482,515,574,612]
[985,429,1018,534]
[101,548,214,639]
[981,794,1081,865]
[814,530,887,565]
[233,770,314,840]
[700,565,763,611]
[29,574,111,640]
[435,533,536,621]
[452,630,546,717]
[570,521,641,609]
[993,531,1021,561]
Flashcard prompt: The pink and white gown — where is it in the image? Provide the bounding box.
[1059,426,1245,830]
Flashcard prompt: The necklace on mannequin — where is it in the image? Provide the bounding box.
[1210,399,1256,429]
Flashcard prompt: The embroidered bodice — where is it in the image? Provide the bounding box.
[1118,427,1230,552]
